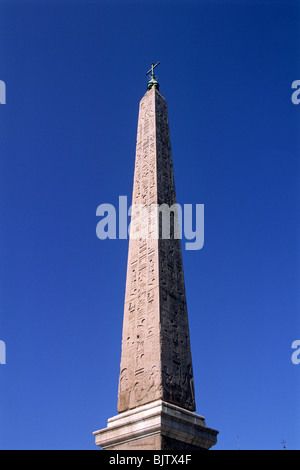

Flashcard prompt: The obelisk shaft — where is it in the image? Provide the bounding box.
[117,86,195,413]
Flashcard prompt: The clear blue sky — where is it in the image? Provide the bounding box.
[0,0,299,450]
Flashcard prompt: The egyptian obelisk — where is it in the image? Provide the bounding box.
[93,64,218,450]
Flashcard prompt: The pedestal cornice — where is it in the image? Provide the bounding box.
[93,400,218,450]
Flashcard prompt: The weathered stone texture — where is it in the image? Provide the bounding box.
[94,400,218,450]
[117,87,195,413]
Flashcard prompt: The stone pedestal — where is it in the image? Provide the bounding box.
[93,400,218,450]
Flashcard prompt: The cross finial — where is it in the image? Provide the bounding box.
[146,61,160,90]
[146,62,160,79]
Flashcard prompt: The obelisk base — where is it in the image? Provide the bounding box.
[93,399,218,450]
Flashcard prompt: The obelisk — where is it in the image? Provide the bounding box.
[93,64,218,450]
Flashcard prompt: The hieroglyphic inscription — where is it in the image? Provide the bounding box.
[117,87,195,413]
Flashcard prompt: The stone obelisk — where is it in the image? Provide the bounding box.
[93,64,218,450]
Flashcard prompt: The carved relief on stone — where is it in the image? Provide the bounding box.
[138,265,146,287]
[118,88,195,413]
[130,264,138,295]
[182,363,195,408]
[119,368,129,392]
[136,352,144,370]
[123,320,135,349]
[133,379,145,403]
[148,255,155,286]
[137,292,146,318]
[147,364,159,395]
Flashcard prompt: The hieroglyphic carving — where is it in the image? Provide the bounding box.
[118,87,195,413]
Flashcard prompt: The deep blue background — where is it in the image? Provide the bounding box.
[0,0,299,449]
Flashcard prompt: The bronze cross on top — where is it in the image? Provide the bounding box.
[146,62,160,79]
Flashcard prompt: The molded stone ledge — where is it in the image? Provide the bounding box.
[93,400,218,450]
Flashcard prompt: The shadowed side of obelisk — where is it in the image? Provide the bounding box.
[154,89,196,412]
